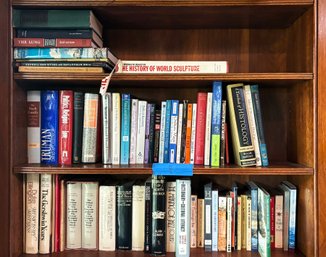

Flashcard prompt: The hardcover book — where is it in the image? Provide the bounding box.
[169,100,179,163]
[129,99,138,164]
[190,103,197,164]
[158,101,166,163]
[121,94,131,165]
[194,93,207,165]
[204,182,212,251]
[204,92,212,166]
[163,100,172,163]
[132,184,145,251]
[144,177,152,252]
[72,92,84,164]
[190,195,197,248]
[111,93,121,165]
[136,100,147,164]
[246,181,259,251]
[197,198,205,248]
[166,181,176,252]
[258,186,271,257]
[101,93,112,164]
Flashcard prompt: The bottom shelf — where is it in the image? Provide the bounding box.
[21,249,305,257]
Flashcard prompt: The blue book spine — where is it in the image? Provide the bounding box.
[144,103,152,164]
[120,94,131,164]
[211,190,218,251]
[163,100,172,163]
[169,100,179,163]
[158,101,166,163]
[41,90,59,165]
[249,185,258,251]
[211,81,222,167]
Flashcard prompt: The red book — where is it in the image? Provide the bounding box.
[59,90,74,165]
[270,196,276,249]
[14,38,95,47]
[54,175,61,252]
[194,92,207,165]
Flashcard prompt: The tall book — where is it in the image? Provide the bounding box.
[158,101,167,163]
[175,179,191,257]
[163,100,172,163]
[272,189,283,249]
[129,99,138,164]
[27,90,41,163]
[41,90,59,165]
[176,103,183,163]
[278,183,290,251]
[82,93,99,163]
[132,184,145,251]
[237,196,242,251]
[66,181,82,249]
[151,176,166,255]
[99,185,116,251]
[258,186,271,257]
[226,196,233,253]
[204,92,212,166]
[211,188,219,251]
[60,178,66,252]
[148,104,156,163]
[166,181,176,252]
[72,92,84,164]
[246,195,252,251]
[144,104,152,164]
[121,94,131,165]
[111,93,121,164]
[180,101,188,163]
[101,93,112,164]
[39,174,52,254]
[226,84,256,167]
[240,194,247,249]
[190,195,197,248]
[190,103,197,164]
[25,174,39,254]
[194,93,207,165]
[246,181,259,251]
[136,100,147,164]
[153,109,161,163]
[54,176,61,252]
[204,182,212,251]
[169,100,179,163]
[184,103,192,164]
[197,198,205,248]
[220,100,227,166]
[116,181,133,250]
[218,195,227,251]
[58,90,73,165]
[144,177,152,252]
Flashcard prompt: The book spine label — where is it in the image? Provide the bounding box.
[197,199,205,248]
[204,183,212,251]
[58,90,73,164]
[175,179,191,257]
[144,178,152,252]
[136,100,147,164]
[148,104,156,163]
[227,196,232,253]
[66,182,82,249]
[274,195,283,248]
[163,100,172,163]
[132,185,145,251]
[101,93,111,164]
[41,90,59,165]
[169,100,179,163]
[218,196,227,251]
[14,38,94,47]
[27,90,41,164]
[99,186,116,251]
[121,94,131,164]
[153,110,161,163]
[129,99,138,164]
[82,93,99,163]
[204,92,212,166]
[190,103,197,164]
[166,181,176,252]
[180,101,188,163]
[211,81,222,166]
[191,195,197,248]
[158,101,166,163]
[184,103,192,164]
[111,93,121,164]
[220,101,227,166]
[25,174,39,254]
[211,190,218,251]
[194,93,207,165]
[144,104,152,164]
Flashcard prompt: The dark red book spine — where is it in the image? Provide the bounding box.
[194,92,207,165]
[54,175,61,252]
[58,90,74,165]
[14,38,94,47]
[270,196,276,249]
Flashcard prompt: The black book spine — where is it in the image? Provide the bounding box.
[180,100,188,163]
[204,182,212,251]
[144,178,152,252]
[72,92,84,164]
[116,182,133,250]
[151,176,166,255]
[153,110,161,163]
[148,104,156,163]
[16,28,93,39]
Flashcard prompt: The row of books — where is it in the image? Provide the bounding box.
[24,174,297,257]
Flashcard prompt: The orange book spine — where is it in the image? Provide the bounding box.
[184,103,193,163]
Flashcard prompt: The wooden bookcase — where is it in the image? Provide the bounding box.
[1,0,326,257]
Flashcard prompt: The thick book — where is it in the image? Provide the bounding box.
[258,186,271,257]
[272,189,283,249]
[144,177,152,252]
[226,84,256,167]
[237,196,242,251]
[115,60,228,74]
[121,94,131,165]
[116,181,133,250]
[164,100,172,163]
[190,195,197,249]
[72,92,84,164]
[175,179,191,257]
[151,176,166,255]
[99,185,116,251]
[136,100,147,164]
[112,93,121,164]
[129,99,138,164]
[218,195,227,251]
[278,184,290,251]
[66,181,82,249]
[13,9,103,37]
[204,92,212,166]
[166,181,176,252]
[197,198,204,248]
[41,90,59,165]
[25,174,39,254]
[18,66,104,73]
[82,93,99,163]
[27,90,41,164]
[14,38,98,48]
[102,93,112,164]
[132,184,145,251]
[204,182,212,251]
[246,181,259,251]
[194,93,207,165]
[58,90,73,165]
[169,100,179,163]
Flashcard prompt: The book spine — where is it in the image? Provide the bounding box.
[144,178,152,252]
[66,182,82,249]
[72,92,84,164]
[99,186,116,251]
[151,176,166,255]
[204,92,212,166]
[246,196,252,251]
[166,181,176,252]
[184,103,192,164]
[274,195,283,248]
[14,38,94,47]
[190,103,197,164]
[129,99,138,164]
[144,103,152,164]
[241,195,247,249]
[191,195,197,248]
[251,189,258,251]
[148,104,156,163]
[211,190,218,251]
[227,196,232,253]
[153,110,161,163]
[41,90,59,165]
[197,199,204,248]
[18,66,104,73]
[194,92,207,165]
[169,100,179,163]
[220,100,227,166]
[58,90,73,165]
[16,29,94,39]
[218,196,226,251]
[176,103,183,164]
[237,197,242,251]
[158,101,166,163]
[136,100,147,164]
[250,85,269,166]
[25,174,39,254]
[27,90,41,164]
[163,100,172,163]
[180,100,188,163]
[211,81,222,167]
[111,93,121,164]
[132,185,145,251]
[102,93,111,164]
[39,174,52,254]
[121,94,131,165]
[175,179,191,257]
[279,185,289,251]
[60,179,66,252]
[288,188,297,250]
[54,175,61,252]
[204,183,212,251]
[81,93,99,163]
[270,196,275,249]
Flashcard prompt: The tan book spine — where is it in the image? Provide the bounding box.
[241,195,247,249]
[274,195,283,248]
[190,195,197,248]
[197,198,204,248]
[218,196,227,251]
[246,197,252,251]
[165,182,176,252]
[132,185,145,251]
[18,66,104,73]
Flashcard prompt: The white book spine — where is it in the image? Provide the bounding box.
[136,100,147,164]
[226,196,232,253]
[204,92,212,165]
[132,185,145,251]
[237,197,242,251]
[212,190,218,251]
[169,100,179,163]
[99,186,116,251]
[27,90,41,163]
[66,182,82,249]
[102,93,111,164]
[274,195,283,248]
[176,104,184,164]
[246,197,252,251]
[166,181,176,252]
[25,174,39,254]
[39,174,52,254]
[243,85,261,166]
[190,103,197,164]
[60,180,66,252]
[111,93,121,164]
[129,99,138,164]
[158,101,167,163]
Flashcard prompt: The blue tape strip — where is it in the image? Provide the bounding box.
[152,163,194,176]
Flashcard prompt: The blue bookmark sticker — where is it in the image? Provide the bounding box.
[152,163,194,176]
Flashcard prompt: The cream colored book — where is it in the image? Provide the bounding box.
[111,93,121,164]
[166,181,176,252]
[191,195,198,248]
[132,184,145,251]
[60,179,66,251]
[19,66,104,73]
[197,198,204,248]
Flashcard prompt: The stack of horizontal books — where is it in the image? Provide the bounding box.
[13,9,117,73]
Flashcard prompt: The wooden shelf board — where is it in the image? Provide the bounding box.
[14,162,313,175]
